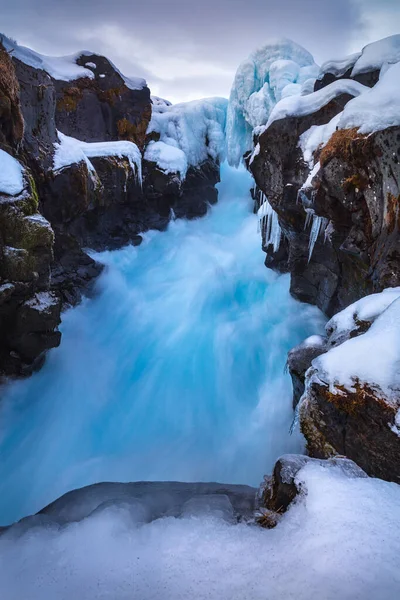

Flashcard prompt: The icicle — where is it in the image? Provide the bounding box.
[257,195,282,253]
[308,215,328,262]
[304,208,314,230]
[170,208,176,221]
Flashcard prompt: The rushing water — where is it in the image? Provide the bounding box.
[0,164,325,524]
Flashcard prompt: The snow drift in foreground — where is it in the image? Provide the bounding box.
[0,150,24,196]
[1,460,400,599]
[226,39,319,166]
[0,34,146,90]
[146,97,227,179]
[53,132,142,184]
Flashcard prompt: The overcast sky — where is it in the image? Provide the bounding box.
[1,0,399,103]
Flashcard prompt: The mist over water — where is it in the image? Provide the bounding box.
[0,164,325,525]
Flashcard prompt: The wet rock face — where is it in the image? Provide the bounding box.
[54,54,151,150]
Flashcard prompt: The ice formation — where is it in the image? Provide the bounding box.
[0,150,24,196]
[0,35,145,89]
[307,214,328,262]
[257,193,281,252]
[147,97,227,178]
[226,39,319,166]
[53,132,142,184]
[338,61,400,134]
[1,460,400,599]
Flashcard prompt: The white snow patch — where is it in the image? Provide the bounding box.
[1,35,146,90]
[1,461,400,599]
[312,295,400,399]
[25,292,58,311]
[318,52,361,79]
[338,61,400,134]
[144,141,187,178]
[226,39,319,166]
[84,62,97,69]
[351,34,400,77]
[301,161,321,191]
[0,150,24,196]
[299,113,341,168]
[53,132,142,184]
[262,79,367,134]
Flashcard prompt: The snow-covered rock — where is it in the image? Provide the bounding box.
[226,39,319,166]
[300,289,400,481]
[1,34,146,90]
[53,132,142,184]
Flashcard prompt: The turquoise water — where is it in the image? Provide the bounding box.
[0,164,325,524]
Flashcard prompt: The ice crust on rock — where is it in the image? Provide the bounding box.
[0,150,24,196]
[1,462,400,599]
[146,97,227,178]
[53,132,142,184]
[226,39,319,166]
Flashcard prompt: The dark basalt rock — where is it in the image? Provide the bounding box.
[300,380,400,483]
[55,53,151,150]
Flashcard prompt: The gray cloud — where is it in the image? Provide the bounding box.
[0,0,397,101]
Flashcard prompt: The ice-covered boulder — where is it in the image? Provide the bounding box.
[226,39,319,166]
[300,290,400,481]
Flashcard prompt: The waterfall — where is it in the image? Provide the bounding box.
[257,193,282,252]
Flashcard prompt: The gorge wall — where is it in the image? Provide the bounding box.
[0,37,225,378]
[244,37,400,483]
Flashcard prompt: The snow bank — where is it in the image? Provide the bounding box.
[262,78,367,133]
[351,34,400,77]
[147,97,227,178]
[226,39,319,166]
[53,132,142,184]
[338,61,400,134]
[1,35,145,90]
[1,461,400,599]
[0,150,24,196]
[312,293,400,399]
